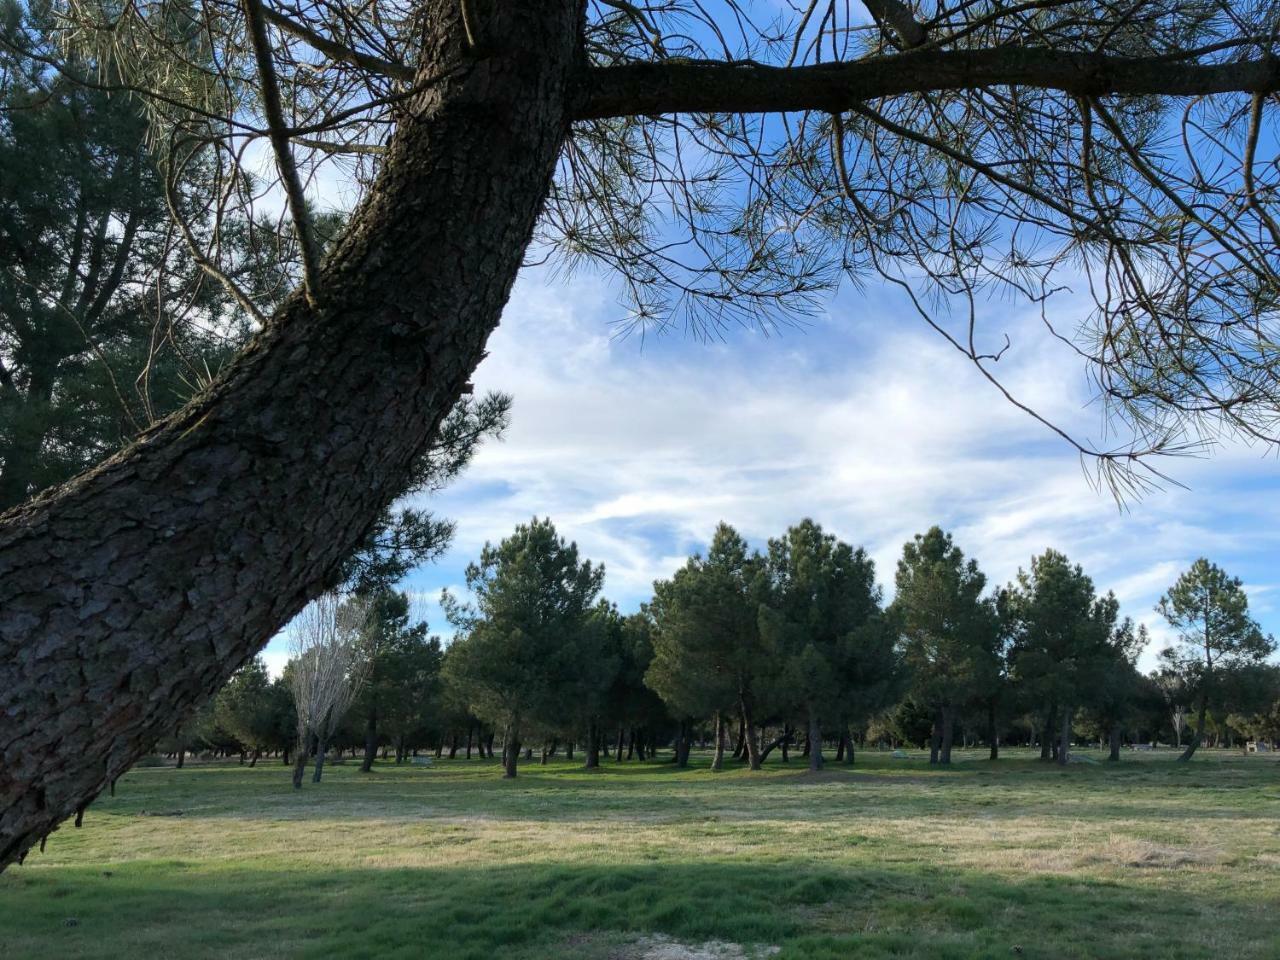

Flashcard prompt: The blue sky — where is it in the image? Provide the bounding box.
[261,264,1280,676]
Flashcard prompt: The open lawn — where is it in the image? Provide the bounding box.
[2,749,1278,959]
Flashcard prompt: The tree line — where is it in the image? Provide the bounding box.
[183,518,1278,783]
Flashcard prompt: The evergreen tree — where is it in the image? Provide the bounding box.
[213,657,281,765]
[760,519,896,771]
[1005,549,1126,765]
[0,2,254,508]
[1158,559,1275,761]
[441,518,604,778]
[645,523,769,770]
[891,527,994,765]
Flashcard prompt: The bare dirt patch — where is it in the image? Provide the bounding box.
[610,935,781,960]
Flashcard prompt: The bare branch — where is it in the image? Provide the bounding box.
[243,0,323,305]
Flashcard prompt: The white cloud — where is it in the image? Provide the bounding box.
[260,267,1280,675]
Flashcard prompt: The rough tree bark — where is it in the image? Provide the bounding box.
[807,710,824,772]
[503,727,521,780]
[710,712,725,772]
[0,0,581,868]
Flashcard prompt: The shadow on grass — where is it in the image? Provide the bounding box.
[2,856,1276,960]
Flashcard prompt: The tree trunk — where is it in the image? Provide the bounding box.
[503,728,520,779]
[448,732,460,759]
[1057,707,1071,766]
[1180,691,1209,762]
[1108,724,1122,761]
[585,721,600,769]
[987,700,999,761]
[842,722,855,766]
[176,745,185,770]
[0,0,581,869]
[740,698,762,770]
[710,712,725,771]
[282,744,291,766]
[465,726,473,760]
[249,748,259,767]
[615,725,625,762]
[361,707,378,773]
[808,710,824,772]
[1040,705,1056,761]
[674,720,691,768]
[929,712,941,765]
[485,732,495,759]
[312,738,328,783]
[291,738,308,789]
[732,715,746,760]
[940,706,954,764]
[781,724,791,763]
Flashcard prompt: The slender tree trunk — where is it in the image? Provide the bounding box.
[176,745,185,769]
[448,732,459,759]
[585,721,600,769]
[485,732,495,759]
[710,712,726,771]
[740,698,763,770]
[843,722,855,766]
[312,738,328,782]
[807,710,824,772]
[615,725,625,762]
[673,721,689,768]
[1040,705,1056,761]
[503,726,520,779]
[929,712,942,765]
[1180,691,1209,762]
[249,748,259,767]
[1056,707,1071,766]
[291,737,308,789]
[361,707,378,772]
[987,700,999,761]
[940,706,954,764]
[781,724,791,763]
[281,744,291,766]
[1108,724,1122,761]
[0,0,581,869]
[465,726,473,760]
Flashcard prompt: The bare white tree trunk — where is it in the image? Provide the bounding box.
[287,593,369,787]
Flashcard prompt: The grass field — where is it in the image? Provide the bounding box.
[2,748,1278,959]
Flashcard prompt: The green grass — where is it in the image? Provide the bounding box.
[3,748,1279,959]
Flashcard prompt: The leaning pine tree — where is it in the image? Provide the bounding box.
[6,0,1280,866]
